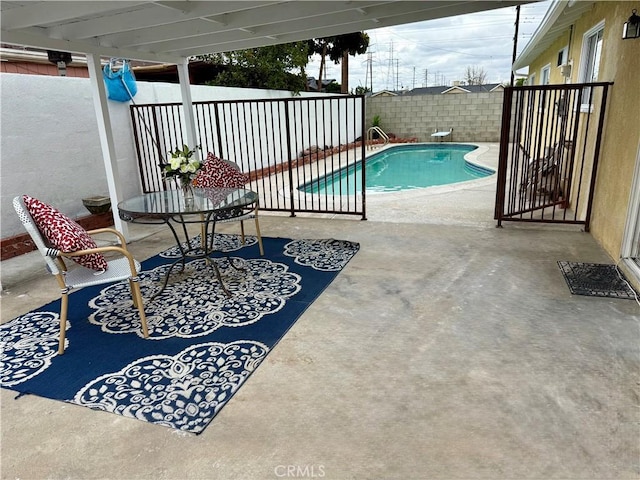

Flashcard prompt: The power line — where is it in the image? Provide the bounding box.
[357,3,549,92]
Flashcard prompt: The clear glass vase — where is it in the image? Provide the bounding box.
[180,177,195,209]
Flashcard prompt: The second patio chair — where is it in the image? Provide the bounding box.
[13,195,149,354]
[193,153,264,255]
[518,142,566,203]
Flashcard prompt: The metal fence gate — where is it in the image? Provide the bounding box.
[130,95,367,219]
[495,82,612,230]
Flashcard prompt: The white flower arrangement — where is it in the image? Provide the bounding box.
[161,144,202,186]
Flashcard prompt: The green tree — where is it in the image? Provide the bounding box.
[197,42,309,93]
[352,85,372,95]
[308,32,369,93]
[324,81,342,93]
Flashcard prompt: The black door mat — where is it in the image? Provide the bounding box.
[557,261,638,299]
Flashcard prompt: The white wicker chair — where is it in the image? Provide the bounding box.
[13,196,149,354]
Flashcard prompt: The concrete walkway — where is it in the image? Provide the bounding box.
[1,144,639,479]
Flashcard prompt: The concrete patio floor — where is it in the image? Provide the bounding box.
[1,144,639,479]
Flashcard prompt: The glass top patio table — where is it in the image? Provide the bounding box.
[117,187,258,221]
[117,187,259,298]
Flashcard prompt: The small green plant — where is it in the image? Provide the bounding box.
[370,115,382,139]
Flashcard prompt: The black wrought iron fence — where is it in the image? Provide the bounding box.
[130,95,366,219]
[495,82,612,230]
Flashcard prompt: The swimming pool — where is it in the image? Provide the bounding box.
[298,144,494,195]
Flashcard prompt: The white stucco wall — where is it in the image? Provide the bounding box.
[0,73,329,238]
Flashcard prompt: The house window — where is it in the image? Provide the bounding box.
[536,65,551,112]
[541,64,551,85]
[557,47,568,67]
[579,21,605,111]
[527,73,536,86]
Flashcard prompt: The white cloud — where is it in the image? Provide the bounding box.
[307,1,551,92]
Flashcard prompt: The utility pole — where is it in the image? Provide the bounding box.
[386,40,393,90]
[364,52,371,92]
[396,59,399,91]
[511,5,521,86]
[424,68,428,87]
[412,66,416,89]
[369,53,373,92]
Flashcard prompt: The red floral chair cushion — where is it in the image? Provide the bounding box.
[193,152,249,188]
[23,195,108,271]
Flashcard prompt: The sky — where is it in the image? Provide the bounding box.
[306,1,551,92]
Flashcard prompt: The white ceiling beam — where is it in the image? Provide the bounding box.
[48,1,274,40]
[103,20,221,49]
[0,28,184,64]
[154,1,193,14]
[167,22,389,56]
[213,1,387,30]
[47,4,160,39]
[126,5,416,51]
[0,2,144,30]
[97,1,383,49]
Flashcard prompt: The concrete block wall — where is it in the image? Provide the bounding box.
[367,92,504,143]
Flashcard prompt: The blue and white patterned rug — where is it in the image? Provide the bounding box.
[0,234,359,434]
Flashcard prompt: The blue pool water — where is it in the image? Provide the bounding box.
[299,144,494,195]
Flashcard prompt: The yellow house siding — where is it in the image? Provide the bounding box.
[522,1,639,261]
[528,32,572,85]
[590,2,640,259]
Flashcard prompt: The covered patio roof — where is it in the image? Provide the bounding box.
[1,1,532,63]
